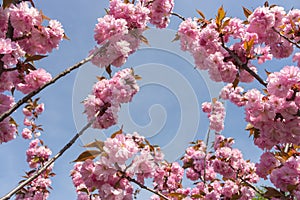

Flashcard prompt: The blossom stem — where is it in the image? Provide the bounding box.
[0,111,100,200]
[203,129,211,184]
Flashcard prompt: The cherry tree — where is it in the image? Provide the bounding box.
[0,0,300,199]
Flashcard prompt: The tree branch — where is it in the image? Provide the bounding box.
[272,27,300,49]
[0,45,107,123]
[123,174,170,200]
[0,111,100,200]
[170,12,186,21]
[220,37,267,87]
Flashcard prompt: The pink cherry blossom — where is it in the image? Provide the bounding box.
[9,1,42,35]
[202,100,226,132]
[255,152,280,179]
[94,15,128,45]
[148,0,174,28]
[17,68,52,94]
[247,6,275,39]
[293,52,300,67]
[26,139,52,168]
[21,128,32,139]
[109,0,150,29]
[84,68,139,129]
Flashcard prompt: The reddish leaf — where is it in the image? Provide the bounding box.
[263,187,283,198]
[139,35,149,45]
[222,18,231,29]
[83,140,105,151]
[106,65,112,78]
[212,97,217,104]
[264,1,269,7]
[243,38,254,54]
[2,0,13,8]
[27,0,35,7]
[168,192,187,199]
[172,33,180,42]
[78,187,89,194]
[9,117,18,128]
[111,126,123,138]
[96,76,106,81]
[145,139,155,152]
[134,74,142,80]
[216,6,226,27]
[196,9,205,19]
[72,150,101,162]
[40,10,50,21]
[25,55,48,63]
[242,6,252,18]
[63,33,70,40]
[232,75,240,89]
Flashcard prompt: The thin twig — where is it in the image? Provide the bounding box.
[227,164,263,196]
[239,177,264,196]
[0,111,100,200]
[170,12,186,21]
[0,45,107,123]
[220,37,267,87]
[203,129,211,184]
[272,27,300,49]
[124,174,170,200]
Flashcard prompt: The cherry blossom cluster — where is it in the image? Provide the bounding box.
[22,98,45,139]
[178,17,256,83]
[72,133,260,200]
[152,162,184,195]
[202,99,226,132]
[238,66,300,149]
[0,93,16,143]
[219,83,246,107]
[177,5,300,84]
[16,139,54,200]
[71,132,164,199]
[91,0,174,68]
[246,6,297,59]
[83,68,139,129]
[177,135,259,200]
[148,0,174,28]
[0,1,64,143]
[255,146,300,199]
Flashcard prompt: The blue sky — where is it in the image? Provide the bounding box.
[0,0,299,199]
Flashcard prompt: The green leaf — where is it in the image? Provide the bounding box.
[72,150,102,162]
